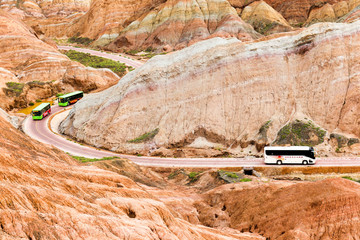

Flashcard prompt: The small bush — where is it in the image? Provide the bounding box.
[56,93,64,97]
[239,178,252,182]
[226,172,239,178]
[29,102,34,106]
[35,99,42,102]
[188,171,201,183]
[69,154,119,163]
[64,50,129,77]
[128,128,159,143]
[68,36,93,46]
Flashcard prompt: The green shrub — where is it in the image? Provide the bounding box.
[69,154,119,163]
[64,50,129,77]
[128,128,159,143]
[5,82,25,96]
[239,178,252,182]
[29,102,34,106]
[188,171,201,183]
[68,36,93,46]
[226,172,239,178]
[56,93,64,97]
[35,99,42,103]
[342,176,360,183]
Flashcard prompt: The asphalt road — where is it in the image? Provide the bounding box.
[21,46,360,167]
[22,106,360,167]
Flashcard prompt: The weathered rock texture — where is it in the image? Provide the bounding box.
[241,1,292,35]
[338,4,360,22]
[196,178,360,239]
[0,110,264,239]
[106,0,260,51]
[0,0,90,18]
[60,20,360,155]
[0,10,119,110]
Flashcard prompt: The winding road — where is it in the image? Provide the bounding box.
[22,46,360,167]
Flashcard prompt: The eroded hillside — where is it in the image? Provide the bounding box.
[60,20,360,156]
[0,111,265,239]
[0,10,119,110]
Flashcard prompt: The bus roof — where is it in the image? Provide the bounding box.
[264,146,313,150]
[59,91,83,99]
[32,103,50,112]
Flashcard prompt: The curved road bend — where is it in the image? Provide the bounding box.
[22,46,360,167]
[57,45,144,68]
[23,106,360,167]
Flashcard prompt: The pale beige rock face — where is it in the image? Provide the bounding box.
[333,1,349,18]
[0,10,120,110]
[306,3,337,25]
[60,21,360,155]
[107,0,260,51]
[0,0,90,17]
[240,1,292,35]
[0,114,263,239]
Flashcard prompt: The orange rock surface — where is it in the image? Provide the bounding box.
[106,0,260,51]
[0,107,265,239]
[196,178,360,239]
[0,10,119,110]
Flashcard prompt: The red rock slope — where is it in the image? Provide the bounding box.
[60,20,360,156]
[0,109,263,239]
[106,0,260,51]
[0,10,119,110]
[196,178,360,239]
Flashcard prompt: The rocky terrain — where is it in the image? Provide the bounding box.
[0,111,267,239]
[106,0,260,51]
[0,10,119,110]
[60,19,360,156]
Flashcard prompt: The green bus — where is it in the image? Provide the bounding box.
[31,103,51,120]
[58,91,84,106]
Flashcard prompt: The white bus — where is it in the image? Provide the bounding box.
[264,146,316,165]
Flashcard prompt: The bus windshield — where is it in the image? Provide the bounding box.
[32,111,41,116]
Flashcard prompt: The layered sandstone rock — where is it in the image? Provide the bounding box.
[0,112,264,239]
[305,3,337,25]
[0,0,90,18]
[245,0,351,25]
[60,20,360,156]
[196,178,360,239]
[339,4,360,22]
[39,0,166,42]
[106,0,260,51]
[0,10,119,110]
[241,1,292,35]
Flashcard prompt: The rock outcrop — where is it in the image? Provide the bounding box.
[0,111,265,239]
[241,1,292,35]
[196,178,360,239]
[0,0,90,18]
[106,0,260,51]
[60,20,360,156]
[0,10,120,110]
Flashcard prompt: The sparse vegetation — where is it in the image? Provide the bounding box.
[226,172,239,179]
[239,178,252,182]
[168,169,186,179]
[259,120,271,139]
[64,50,129,77]
[35,99,42,103]
[69,155,120,163]
[29,102,34,106]
[68,36,93,46]
[4,82,25,96]
[188,171,201,183]
[342,176,360,183]
[128,128,159,143]
[275,120,326,146]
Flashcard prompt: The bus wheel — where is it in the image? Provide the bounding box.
[302,160,308,165]
[276,160,282,165]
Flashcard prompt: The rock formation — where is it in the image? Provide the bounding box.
[0,10,120,110]
[196,178,360,239]
[338,4,360,22]
[241,1,292,35]
[60,20,360,156]
[0,111,265,239]
[0,0,90,18]
[106,0,260,51]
